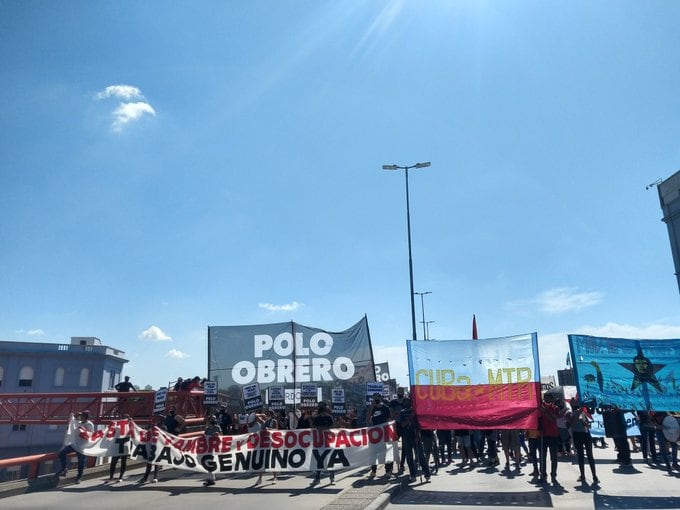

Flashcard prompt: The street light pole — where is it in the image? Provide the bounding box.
[425,321,435,341]
[382,161,431,341]
[414,291,431,341]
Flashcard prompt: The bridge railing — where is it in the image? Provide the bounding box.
[0,418,207,483]
[0,390,210,425]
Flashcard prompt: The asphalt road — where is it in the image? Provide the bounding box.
[385,443,680,510]
[4,442,680,510]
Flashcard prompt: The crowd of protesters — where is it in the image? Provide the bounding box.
[57,382,680,490]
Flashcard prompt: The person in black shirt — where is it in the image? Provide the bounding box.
[163,407,186,435]
[399,399,430,483]
[297,409,311,429]
[217,403,233,434]
[310,402,336,486]
[389,388,408,472]
[115,376,136,392]
[114,376,136,417]
[366,393,396,478]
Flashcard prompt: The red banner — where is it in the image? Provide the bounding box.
[407,334,541,429]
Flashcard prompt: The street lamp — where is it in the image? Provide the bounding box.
[414,291,432,341]
[382,161,431,341]
[424,321,435,341]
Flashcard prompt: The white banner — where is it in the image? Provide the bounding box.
[66,416,398,474]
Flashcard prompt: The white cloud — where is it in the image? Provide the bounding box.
[15,328,45,336]
[138,325,172,342]
[166,349,189,359]
[112,101,155,131]
[95,84,155,132]
[508,287,603,315]
[96,85,142,100]
[259,301,303,312]
[536,287,603,313]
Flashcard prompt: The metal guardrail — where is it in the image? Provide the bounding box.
[0,389,226,484]
[0,419,207,483]
[0,390,209,425]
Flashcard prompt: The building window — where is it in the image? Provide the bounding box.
[18,366,34,387]
[54,367,65,387]
[107,371,116,390]
[79,368,89,387]
[12,424,27,432]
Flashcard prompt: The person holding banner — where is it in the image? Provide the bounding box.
[107,416,131,483]
[263,410,279,485]
[310,401,336,486]
[247,410,267,486]
[57,410,94,484]
[399,398,430,483]
[366,393,396,479]
[202,415,222,486]
[139,414,165,484]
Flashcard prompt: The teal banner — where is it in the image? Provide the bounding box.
[568,334,680,411]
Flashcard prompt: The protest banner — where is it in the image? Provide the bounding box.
[208,317,376,412]
[62,415,398,475]
[407,333,541,429]
[569,334,680,411]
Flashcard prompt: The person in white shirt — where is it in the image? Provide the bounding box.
[57,410,95,484]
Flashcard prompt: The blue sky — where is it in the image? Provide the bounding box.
[3,1,680,390]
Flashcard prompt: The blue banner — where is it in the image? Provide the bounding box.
[568,335,680,411]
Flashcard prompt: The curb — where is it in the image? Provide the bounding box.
[322,469,411,510]
[0,461,146,499]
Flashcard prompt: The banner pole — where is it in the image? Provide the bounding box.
[292,321,297,420]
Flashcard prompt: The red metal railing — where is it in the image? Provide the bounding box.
[0,390,220,482]
[0,390,208,425]
[0,425,207,481]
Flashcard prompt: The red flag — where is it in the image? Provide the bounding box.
[472,314,478,340]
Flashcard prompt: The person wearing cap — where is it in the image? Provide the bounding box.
[217,403,233,434]
[310,401,335,486]
[57,410,95,484]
